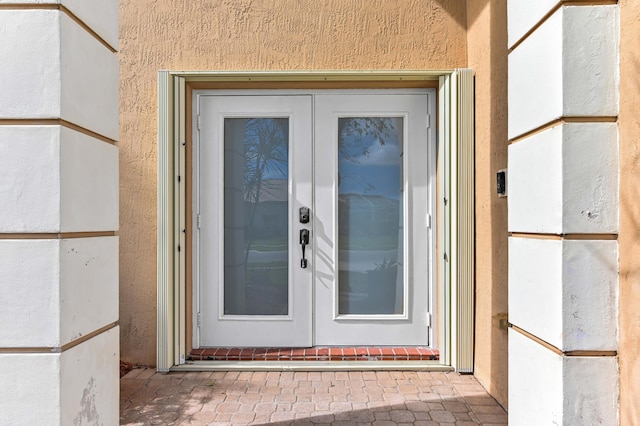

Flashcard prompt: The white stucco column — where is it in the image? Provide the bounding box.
[507,3,619,425]
[0,2,120,424]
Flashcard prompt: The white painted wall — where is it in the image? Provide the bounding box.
[0,354,61,425]
[0,10,61,119]
[0,126,118,233]
[0,328,119,426]
[0,237,118,347]
[0,126,61,232]
[509,6,619,139]
[507,0,557,48]
[508,123,618,234]
[509,329,563,425]
[509,329,619,425]
[60,237,119,344]
[60,127,119,232]
[0,240,61,347]
[0,3,119,424]
[60,12,119,140]
[61,327,119,426]
[510,237,618,351]
[0,10,118,140]
[508,3,620,423]
[0,1,118,49]
[508,124,563,234]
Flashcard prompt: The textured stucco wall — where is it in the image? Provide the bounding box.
[618,0,640,423]
[466,0,509,408]
[119,0,468,366]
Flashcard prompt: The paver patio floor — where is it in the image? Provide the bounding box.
[120,369,507,425]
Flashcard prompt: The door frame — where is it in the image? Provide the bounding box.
[157,70,475,372]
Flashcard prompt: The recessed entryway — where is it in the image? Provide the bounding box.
[193,90,436,349]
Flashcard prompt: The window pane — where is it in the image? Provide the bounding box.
[338,117,404,315]
[224,118,289,315]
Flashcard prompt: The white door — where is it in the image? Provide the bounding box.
[314,94,433,345]
[196,91,435,348]
[197,95,313,347]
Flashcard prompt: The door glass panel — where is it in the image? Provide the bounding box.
[224,118,289,315]
[338,117,404,315]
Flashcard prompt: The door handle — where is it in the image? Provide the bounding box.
[299,229,309,268]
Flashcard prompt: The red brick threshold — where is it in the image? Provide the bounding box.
[189,347,439,362]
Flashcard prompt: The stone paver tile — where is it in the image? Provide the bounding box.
[431,385,457,395]
[309,411,335,423]
[348,409,376,423]
[253,401,277,413]
[363,385,384,394]
[430,409,457,422]
[397,384,419,394]
[292,401,316,413]
[214,412,233,421]
[405,400,430,412]
[374,410,392,420]
[328,385,350,395]
[418,391,443,401]
[453,411,474,421]
[279,371,295,381]
[389,409,416,422]
[465,395,500,405]
[372,421,397,426]
[442,400,470,412]
[178,403,204,415]
[414,422,439,426]
[275,393,297,403]
[377,379,398,387]
[368,400,391,410]
[414,411,431,421]
[270,411,296,422]
[347,393,370,403]
[351,402,369,411]
[306,371,322,380]
[470,403,507,414]
[135,368,156,380]
[382,393,405,403]
[222,371,240,380]
[238,393,262,404]
[476,412,509,423]
[230,412,256,423]
[189,411,216,423]
[251,412,271,424]
[362,371,378,380]
[260,385,281,395]
[296,386,315,395]
[215,401,240,413]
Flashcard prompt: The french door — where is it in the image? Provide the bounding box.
[195,91,435,348]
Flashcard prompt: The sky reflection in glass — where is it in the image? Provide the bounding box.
[338,117,404,315]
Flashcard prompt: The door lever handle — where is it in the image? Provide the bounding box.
[299,229,309,268]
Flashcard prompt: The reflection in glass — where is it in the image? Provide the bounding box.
[338,117,404,315]
[224,118,289,315]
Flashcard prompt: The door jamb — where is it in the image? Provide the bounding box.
[157,70,475,372]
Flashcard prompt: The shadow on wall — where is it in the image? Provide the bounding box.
[465,0,510,409]
[433,0,468,28]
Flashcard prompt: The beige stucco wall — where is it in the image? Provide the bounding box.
[618,0,640,423]
[466,0,509,408]
[119,0,468,366]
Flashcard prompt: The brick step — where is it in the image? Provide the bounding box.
[189,347,439,362]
